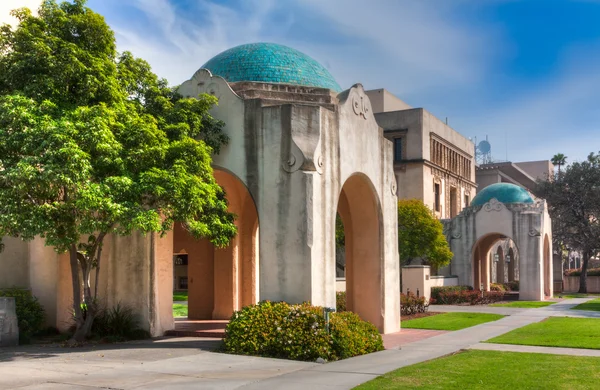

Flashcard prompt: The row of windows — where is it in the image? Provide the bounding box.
[433,181,470,216]
[430,139,471,179]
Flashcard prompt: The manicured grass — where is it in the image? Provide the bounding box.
[173,291,188,301]
[555,293,591,299]
[489,301,555,308]
[173,304,188,317]
[487,317,600,349]
[355,350,600,390]
[401,312,504,331]
[572,298,600,311]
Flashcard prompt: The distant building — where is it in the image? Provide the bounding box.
[366,89,477,220]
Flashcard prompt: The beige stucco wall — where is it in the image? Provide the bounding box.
[0,237,29,289]
[366,88,412,113]
[515,160,554,181]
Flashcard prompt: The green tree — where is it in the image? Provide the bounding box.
[536,152,600,293]
[397,199,453,268]
[0,0,236,341]
[551,153,567,176]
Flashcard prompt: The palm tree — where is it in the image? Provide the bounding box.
[551,153,567,176]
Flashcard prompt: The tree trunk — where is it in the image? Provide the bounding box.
[72,261,97,342]
[579,251,590,293]
[69,245,83,330]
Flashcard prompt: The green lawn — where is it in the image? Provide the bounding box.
[489,301,555,308]
[555,293,591,299]
[401,312,504,331]
[173,291,188,302]
[354,350,600,390]
[173,304,188,317]
[572,298,600,311]
[487,317,600,349]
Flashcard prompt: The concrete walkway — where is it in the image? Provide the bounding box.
[471,342,600,357]
[1,298,597,390]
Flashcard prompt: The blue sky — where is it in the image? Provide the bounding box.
[4,0,600,163]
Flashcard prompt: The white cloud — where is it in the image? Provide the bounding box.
[0,0,41,27]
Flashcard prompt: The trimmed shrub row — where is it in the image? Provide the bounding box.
[566,268,600,277]
[222,301,383,361]
[400,293,430,316]
[0,288,45,343]
[490,281,519,292]
[431,285,473,302]
[434,290,504,305]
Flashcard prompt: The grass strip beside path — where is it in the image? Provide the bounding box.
[487,317,600,349]
[489,301,555,308]
[401,312,504,331]
[572,298,600,311]
[173,304,188,318]
[173,291,188,301]
[354,350,600,390]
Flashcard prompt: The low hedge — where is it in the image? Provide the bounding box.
[401,293,430,316]
[0,288,45,343]
[566,268,600,277]
[431,285,473,302]
[491,281,519,292]
[434,290,504,305]
[223,301,383,361]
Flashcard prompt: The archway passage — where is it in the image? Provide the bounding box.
[472,234,519,291]
[172,169,259,320]
[544,234,551,297]
[336,174,383,330]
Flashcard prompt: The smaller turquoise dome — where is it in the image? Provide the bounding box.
[471,183,534,207]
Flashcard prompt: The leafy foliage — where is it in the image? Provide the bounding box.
[336,291,346,312]
[433,290,504,305]
[400,293,431,316]
[91,303,150,342]
[222,301,383,361]
[397,199,453,267]
[490,282,519,292]
[329,311,384,359]
[0,0,236,340]
[535,152,600,293]
[430,285,473,302]
[0,288,45,343]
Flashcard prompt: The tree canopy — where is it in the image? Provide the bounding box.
[0,0,236,340]
[397,199,453,268]
[536,152,600,293]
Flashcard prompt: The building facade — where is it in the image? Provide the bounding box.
[366,89,477,220]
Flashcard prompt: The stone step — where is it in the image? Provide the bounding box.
[165,329,225,338]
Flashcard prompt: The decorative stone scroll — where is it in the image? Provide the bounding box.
[483,198,505,212]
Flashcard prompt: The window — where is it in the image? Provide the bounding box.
[179,277,188,290]
[434,183,441,212]
[450,187,457,218]
[464,194,470,207]
[394,138,403,162]
[174,254,188,266]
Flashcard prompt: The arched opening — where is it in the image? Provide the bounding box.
[472,234,519,291]
[336,174,383,329]
[172,169,259,320]
[544,234,551,297]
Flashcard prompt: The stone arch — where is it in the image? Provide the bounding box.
[544,234,551,297]
[472,233,519,291]
[336,173,383,329]
[172,168,259,320]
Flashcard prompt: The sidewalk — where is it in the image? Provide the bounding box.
[0,298,596,390]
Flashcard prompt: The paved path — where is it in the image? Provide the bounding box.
[1,298,596,390]
[470,342,600,357]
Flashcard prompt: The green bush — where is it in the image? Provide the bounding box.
[0,288,45,343]
[566,268,600,277]
[91,303,150,342]
[330,311,384,359]
[401,293,430,316]
[490,283,506,292]
[336,292,347,312]
[434,290,504,305]
[431,285,473,302]
[223,301,382,361]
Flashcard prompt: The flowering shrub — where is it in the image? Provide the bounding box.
[431,285,473,302]
[400,293,431,316]
[336,292,347,312]
[434,290,504,305]
[223,301,382,361]
[330,311,384,359]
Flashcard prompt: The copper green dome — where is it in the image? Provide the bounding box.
[471,183,534,207]
[201,43,341,92]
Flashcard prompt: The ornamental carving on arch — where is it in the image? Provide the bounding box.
[483,198,505,212]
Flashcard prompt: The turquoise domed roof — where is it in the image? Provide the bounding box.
[471,183,534,207]
[201,43,341,92]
